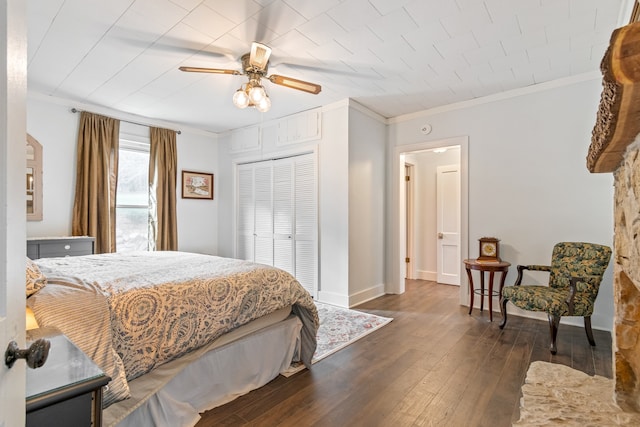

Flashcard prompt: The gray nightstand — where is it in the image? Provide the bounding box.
[26,327,110,427]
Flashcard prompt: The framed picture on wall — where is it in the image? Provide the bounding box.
[182,170,214,200]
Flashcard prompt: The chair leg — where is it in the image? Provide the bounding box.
[548,314,560,354]
[499,297,508,329]
[584,316,596,346]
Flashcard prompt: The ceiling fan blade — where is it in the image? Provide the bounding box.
[179,66,241,75]
[249,42,272,70]
[268,74,322,94]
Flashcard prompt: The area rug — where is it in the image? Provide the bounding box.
[281,301,393,376]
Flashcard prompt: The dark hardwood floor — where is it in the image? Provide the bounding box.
[196,279,612,427]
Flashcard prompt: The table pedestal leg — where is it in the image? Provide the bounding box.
[465,268,474,315]
[488,271,495,321]
[480,272,485,312]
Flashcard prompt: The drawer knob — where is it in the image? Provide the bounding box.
[4,338,50,369]
[64,244,71,250]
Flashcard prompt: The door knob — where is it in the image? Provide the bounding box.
[438,232,444,239]
[4,338,50,369]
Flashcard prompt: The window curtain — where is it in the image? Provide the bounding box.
[149,127,178,251]
[72,112,120,253]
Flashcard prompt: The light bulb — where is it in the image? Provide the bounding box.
[256,96,271,112]
[248,85,266,103]
[233,88,249,109]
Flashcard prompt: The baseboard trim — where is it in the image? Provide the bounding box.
[416,270,436,281]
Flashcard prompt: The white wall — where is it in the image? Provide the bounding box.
[215,132,234,258]
[26,98,78,237]
[176,131,218,255]
[317,104,350,305]
[347,106,386,305]
[26,96,219,254]
[388,78,615,331]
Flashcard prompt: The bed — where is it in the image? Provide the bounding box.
[25,251,319,427]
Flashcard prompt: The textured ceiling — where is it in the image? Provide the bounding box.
[27,0,631,134]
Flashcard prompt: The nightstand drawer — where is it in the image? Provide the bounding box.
[27,237,95,259]
[39,240,93,257]
[27,393,92,427]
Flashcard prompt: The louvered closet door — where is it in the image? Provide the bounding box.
[235,154,318,297]
[273,160,294,275]
[236,166,254,261]
[253,164,273,265]
[293,155,317,297]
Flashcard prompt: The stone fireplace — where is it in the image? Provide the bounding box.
[515,21,640,425]
[588,21,640,412]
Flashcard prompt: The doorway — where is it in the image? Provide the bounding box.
[392,136,469,306]
[405,163,415,280]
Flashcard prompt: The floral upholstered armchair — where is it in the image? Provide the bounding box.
[499,242,612,354]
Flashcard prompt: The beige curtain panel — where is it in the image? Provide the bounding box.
[72,112,120,253]
[149,127,178,251]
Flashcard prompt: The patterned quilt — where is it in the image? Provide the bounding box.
[27,251,319,407]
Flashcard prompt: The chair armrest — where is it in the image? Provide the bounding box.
[514,264,551,286]
[566,276,602,316]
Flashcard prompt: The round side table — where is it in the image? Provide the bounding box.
[463,259,511,322]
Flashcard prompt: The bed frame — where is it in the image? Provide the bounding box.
[104,311,302,427]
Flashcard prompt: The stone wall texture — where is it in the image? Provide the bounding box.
[515,361,640,426]
[614,138,640,411]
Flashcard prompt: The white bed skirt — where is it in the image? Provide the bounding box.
[105,315,303,427]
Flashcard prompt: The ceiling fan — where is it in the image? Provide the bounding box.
[179,42,322,112]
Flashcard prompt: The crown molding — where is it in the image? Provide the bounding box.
[388,71,601,124]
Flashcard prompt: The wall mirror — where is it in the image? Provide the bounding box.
[26,134,43,221]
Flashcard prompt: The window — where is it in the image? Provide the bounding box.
[116,140,150,252]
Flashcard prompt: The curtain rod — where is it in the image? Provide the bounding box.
[71,108,182,135]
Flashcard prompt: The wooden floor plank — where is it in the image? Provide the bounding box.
[477,327,537,426]
[447,326,520,427]
[196,280,612,427]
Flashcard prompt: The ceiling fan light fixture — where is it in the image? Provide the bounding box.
[255,95,271,113]
[248,84,266,103]
[233,87,250,109]
[180,42,320,113]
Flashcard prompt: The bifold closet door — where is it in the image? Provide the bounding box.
[236,164,273,263]
[273,160,294,275]
[236,166,254,261]
[292,155,317,297]
[236,154,317,298]
[253,163,273,266]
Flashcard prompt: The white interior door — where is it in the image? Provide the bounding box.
[437,164,460,285]
[1,1,27,424]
